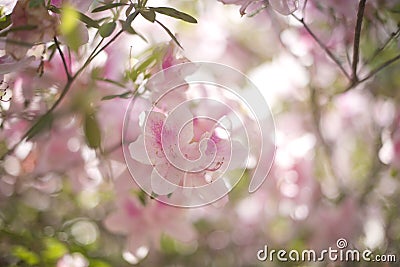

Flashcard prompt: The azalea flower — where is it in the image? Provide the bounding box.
[219,0,298,16]
[104,173,197,253]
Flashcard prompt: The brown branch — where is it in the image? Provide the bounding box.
[359,53,400,83]
[292,14,351,80]
[364,27,400,66]
[53,37,72,80]
[343,53,400,92]
[351,0,367,82]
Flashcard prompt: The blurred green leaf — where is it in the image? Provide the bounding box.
[42,238,68,262]
[26,113,53,141]
[0,14,11,32]
[0,140,8,159]
[151,7,197,23]
[84,113,101,149]
[60,5,79,35]
[89,259,112,267]
[92,3,127,13]
[155,20,183,49]
[140,9,156,23]
[96,78,125,88]
[12,246,40,265]
[99,22,116,38]
[29,0,44,8]
[128,55,157,82]
[48,5,61,13]
[2,25,38,35]
[101,91,132,101]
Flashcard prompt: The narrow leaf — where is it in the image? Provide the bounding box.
[151,7,197,23]
[26,113,53,140]
[101,91,132,101]
[99,21,116,38]
[78,12,100,28]
[155,20,182,49]
[96,78,126,88]
[84,113,101,149]
[119,20,148,42]
[140,9,156,23]
[92,3,127,13]
[125,4,134,17]
[125,11,139,26]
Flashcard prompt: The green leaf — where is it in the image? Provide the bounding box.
[84,113,101,149]
[89,259,112,267]
[140,9,156,22]
[60,5,79,35]
[48,5,61,14]
[99,21,116,38]
[0,140,8,159]
[125,4,134,17]
[96,78,126,88]
[119,20,148,42]
[78,12,100,28]
[42,238,68,262]
[125,10,139,26]
[26,113,53,141]
[101,91,132,101]
[0,25,38,36]
[151,7,197,23]
[29,0,45,8]
[155,20,182,49]
[12,246,40,265]
[92,3,128,13]
[6,25,38,32]
[0,15,11,33]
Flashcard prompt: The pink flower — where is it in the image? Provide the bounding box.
[129,108,245,197]
[50,0,93,12]
[57,253,88,267]
[104,173,197,253]
[6,0,58,59]
[0,0,18,16]
[0,55,35,75]
[219,0,298,16]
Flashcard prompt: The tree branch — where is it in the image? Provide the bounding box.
[364,26,400,66]
[292,14,351,80]
[53,37,72,80]
[351,0,367,82]
[359,53,400,83]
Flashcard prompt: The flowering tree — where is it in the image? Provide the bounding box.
[1,0,400,266]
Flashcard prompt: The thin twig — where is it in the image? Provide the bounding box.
[351,0,367,82]
[292,14,351,80]
[53,37,72,80]
[73,30,124,80]
[364,27,400,66]
[343,53,400,92]
[359,53,400,83]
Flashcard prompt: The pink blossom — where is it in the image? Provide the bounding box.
[104,173,197,253]
[129,108,245,197]
[6,0,58,59]
[0,0,18,15]
[57,253,88,267]
[0,55,35,75]
[219,0,298,15]
[51,0,93,12]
